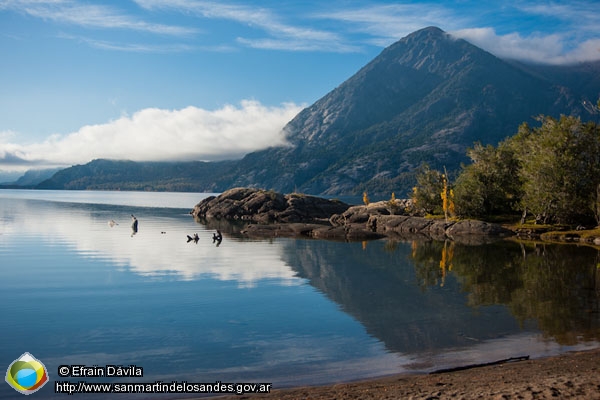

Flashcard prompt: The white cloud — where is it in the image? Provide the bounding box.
[315,3,462,47]
[0,0,195,35]
[317,1,600,64]
[517,2,600,33]
[451,27,600,64]
[134,0,353,52]
[236,37,359,53]
[0,130,17,141]
[58,33,199,53]
[0,100,303,170]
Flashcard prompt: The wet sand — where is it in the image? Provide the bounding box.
[214,348,600,399]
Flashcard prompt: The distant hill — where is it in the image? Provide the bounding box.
[36,159,235,192]
[29,27,600,196]
[15,168,62,186]
[0,167,61,188]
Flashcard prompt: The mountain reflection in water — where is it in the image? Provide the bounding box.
[280,238,600,357]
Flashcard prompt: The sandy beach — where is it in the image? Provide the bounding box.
[214,348,600,399]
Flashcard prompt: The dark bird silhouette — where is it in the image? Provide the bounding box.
[187,233,200,243]
[212,230,222,245]
[131,215,138,236]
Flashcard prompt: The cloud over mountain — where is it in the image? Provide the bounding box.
[0,100,303,170]
[452,28,600,65]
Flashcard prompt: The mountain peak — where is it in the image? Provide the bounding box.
[283,26,495,145]
[409,26,447,36]
[399,26,451,46]
[378,26,490,76]
[220,27,599,195]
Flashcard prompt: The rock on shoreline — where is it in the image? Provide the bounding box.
[191,187,350,224]
[330,203,513,243]
[191,188,513,242]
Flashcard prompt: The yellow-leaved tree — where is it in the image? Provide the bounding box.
[440,167,455,222]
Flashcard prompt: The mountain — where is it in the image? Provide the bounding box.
[0,167,61,188]
[215,27,600,195]
[31,27,600,196]
[36,159,235,192]
[15,168,62,186]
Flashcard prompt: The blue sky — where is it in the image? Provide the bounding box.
[1,0,599,179]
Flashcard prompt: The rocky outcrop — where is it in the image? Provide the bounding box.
[332,204,514,244]
[191,187,351,224]
[191,189,514,243]
[329,199,413,225]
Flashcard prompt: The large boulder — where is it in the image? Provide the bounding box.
[190,188,286,221]
[330,200,412,226]
[191,188,350,223]
[446,220,513,237]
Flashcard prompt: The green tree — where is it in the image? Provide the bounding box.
[453,115,600,224]
[454,141,521,218]
[513,116,600,224]
[412,164,444,215]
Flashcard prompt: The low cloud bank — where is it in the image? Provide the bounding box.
[0,100,303,171]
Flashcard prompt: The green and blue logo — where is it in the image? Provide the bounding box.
[5,353,49,395]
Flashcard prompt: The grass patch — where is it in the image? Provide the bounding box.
[544,227,600,238]
[424,214,446,220]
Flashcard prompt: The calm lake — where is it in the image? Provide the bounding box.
[1,190,599,398]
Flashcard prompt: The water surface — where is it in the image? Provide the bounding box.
[1,190,599,398]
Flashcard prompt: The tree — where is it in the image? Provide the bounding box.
[412,164,444,215]
[363,191,370,205]
[513,116,600,224]
[454,141,521,218]
[447,114,600,224]
[440,167,455,221]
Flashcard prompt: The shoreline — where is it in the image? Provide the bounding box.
[211,348,600,399]
[191,187,600,246]
[190,188,514,243]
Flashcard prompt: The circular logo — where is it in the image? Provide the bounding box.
[5,352,49,395]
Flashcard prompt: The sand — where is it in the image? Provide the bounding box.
[214,348,600,399]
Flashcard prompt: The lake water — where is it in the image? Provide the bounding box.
[1,190,599,398]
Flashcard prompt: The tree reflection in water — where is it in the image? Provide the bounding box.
[411,240,600,345]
